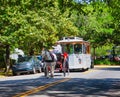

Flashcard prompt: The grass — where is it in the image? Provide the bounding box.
[0,72,5,76]
[0,68,12,77]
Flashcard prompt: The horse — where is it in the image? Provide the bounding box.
[41,49,56,78]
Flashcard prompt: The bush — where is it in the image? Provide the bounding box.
[94,58,120,65]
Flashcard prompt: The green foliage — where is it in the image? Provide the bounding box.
[94,59,120,65]
[91,44,113,56]
[0,0,119,68]
[77,1,113,47]
[108,0,120,45]
[0,0,78,54]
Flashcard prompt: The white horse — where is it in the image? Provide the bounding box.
[41,49,56,78]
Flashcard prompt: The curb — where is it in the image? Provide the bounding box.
[95,65,120,68]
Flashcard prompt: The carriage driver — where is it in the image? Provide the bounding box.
[52,42,62,54]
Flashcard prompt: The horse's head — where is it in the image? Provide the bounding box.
[41,50,50,60]
[41,50,46,58]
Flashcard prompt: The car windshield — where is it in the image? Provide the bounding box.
[17,56,32,62]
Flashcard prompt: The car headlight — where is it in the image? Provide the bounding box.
[26,63,31,65]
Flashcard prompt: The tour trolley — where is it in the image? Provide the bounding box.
[56,37,93,71]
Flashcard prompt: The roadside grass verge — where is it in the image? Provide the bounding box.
[0,68,13,77]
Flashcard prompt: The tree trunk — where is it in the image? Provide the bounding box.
[112,46,115,61]
[29,48,34,56]
[5,45,11,76]
[93,47,96,65]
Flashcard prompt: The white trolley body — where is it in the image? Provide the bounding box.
[58,37,92,70]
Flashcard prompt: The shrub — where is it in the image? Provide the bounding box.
[94,59,120,65]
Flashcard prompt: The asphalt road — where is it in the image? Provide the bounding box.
[0,66,120,97]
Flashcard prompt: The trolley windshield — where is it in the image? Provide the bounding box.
[58,37,90,54]
[61,43,90,54]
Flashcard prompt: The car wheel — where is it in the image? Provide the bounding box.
[59,70,62,72]
[32,67,36,74]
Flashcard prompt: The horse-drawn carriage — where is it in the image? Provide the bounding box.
[55,52,69,76]
[42,37,92,77]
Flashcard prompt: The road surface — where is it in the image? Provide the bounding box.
[0,66,120,97]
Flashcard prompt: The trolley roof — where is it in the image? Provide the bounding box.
[58,37,90,44]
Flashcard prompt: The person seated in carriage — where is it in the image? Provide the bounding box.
[52,42,62,54]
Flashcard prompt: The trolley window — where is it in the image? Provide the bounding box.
[74,44,82,54]
[62,44,74,54]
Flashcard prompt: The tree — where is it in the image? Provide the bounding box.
[104,0,120,45]
[0,0,79,74]
[73,1,114,59]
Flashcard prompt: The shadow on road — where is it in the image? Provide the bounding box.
[95,66,120,71]
[0,66,120,97]
[40,78,120,97]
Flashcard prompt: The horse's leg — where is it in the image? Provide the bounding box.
[50,62,55,78]
[66,58,69,75]
[43,63,47,77]
[45,63,49,78]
